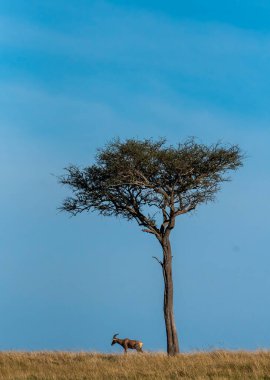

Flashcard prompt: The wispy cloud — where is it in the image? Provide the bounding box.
[2,2,270,117]
[2,4,270,66]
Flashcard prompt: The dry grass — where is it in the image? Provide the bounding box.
[0,351,270,379]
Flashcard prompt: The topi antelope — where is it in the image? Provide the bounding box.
[111,333,143,353]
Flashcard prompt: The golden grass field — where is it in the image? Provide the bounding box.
[0,351,270,380]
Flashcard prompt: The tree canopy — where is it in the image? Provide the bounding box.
[59,137,243,242]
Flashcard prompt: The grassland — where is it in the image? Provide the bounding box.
[0,351,270,379]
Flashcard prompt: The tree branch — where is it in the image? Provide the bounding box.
[152,256,163,267]
[143,229,156,235]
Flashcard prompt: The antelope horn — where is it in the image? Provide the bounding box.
[113,333,119,339]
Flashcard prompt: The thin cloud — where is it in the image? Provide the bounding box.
[2,5,270,62]
[2,3,270,118]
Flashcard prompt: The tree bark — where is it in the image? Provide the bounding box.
[161,236,180,355]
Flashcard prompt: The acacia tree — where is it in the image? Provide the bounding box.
[59,138,243,355]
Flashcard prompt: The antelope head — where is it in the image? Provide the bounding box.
[111,333,119,345]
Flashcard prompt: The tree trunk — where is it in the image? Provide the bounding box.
[161,237,180,355]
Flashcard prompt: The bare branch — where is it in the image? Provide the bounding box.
[152,256,163,267]
[142,229,156,235]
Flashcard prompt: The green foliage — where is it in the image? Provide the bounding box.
[59,137,243,238]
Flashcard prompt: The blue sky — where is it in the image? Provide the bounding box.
[0,0,270,352]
